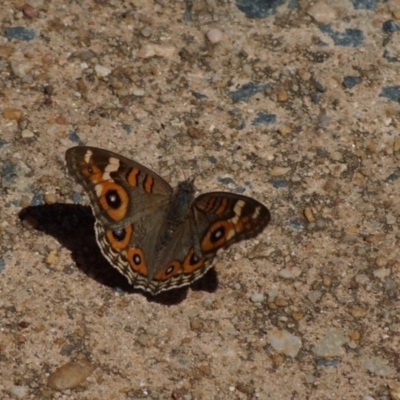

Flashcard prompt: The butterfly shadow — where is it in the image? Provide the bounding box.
[19,203,219,305]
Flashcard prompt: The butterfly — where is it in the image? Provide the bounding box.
[65,146,270,295]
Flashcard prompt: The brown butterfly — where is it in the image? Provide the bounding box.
[65,146,270,295]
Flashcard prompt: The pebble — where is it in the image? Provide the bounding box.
[267,329,302,358]
[44,193,57,204]
[373,268,390,280]
[235,0,280,18]
[277,124,291,135]
[10,60,34,78]
[47,360,95,390]
[351,307,367,318]
[27,0,44,9]
[21,129,34,138]
[140,26,152,38]
[0,259,5,274]
[316,358,341,367]
[343,76,362,89]
[230,82,269,103]
[270,166,291,177]
[363,357,394,376]
[319,25,364,47]
[137,44,176,59]
[46,250,58,265]
[380,86,400,102]
[9,385,29,398]
[23,4,37,19]
[307,2,337,24]
[5,27,37,41]
[279,267,302,279]
[206,29,222,44]
[313,329,347,357]
[389,1,400,19]
[304,207,316,223]
[307,290,323,304]
[137,44,156,58]
[250,293,264,303]
[383,20,400,33]
[276,90,288,102]
[389,382,400,400]
[252,112,276,126]
[3,107,23,121]
[132,88,145,97]
[94,64,111,78]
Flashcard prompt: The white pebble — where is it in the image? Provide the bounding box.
[10,60,34,78]
[21,129,34,138]
[250,293,264,303]
[268,329,302,358]
[207,29,222,44]
[132,88,145,97]
[94,64,111,78]
[9,385,29,398]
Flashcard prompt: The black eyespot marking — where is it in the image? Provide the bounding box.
[165,265,175,275]
[106,189,122,209]
[190,252,200,265]
[112,228,126,241]
[133,254,141,265]
[211,227,225,243]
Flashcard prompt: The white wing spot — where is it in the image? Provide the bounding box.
[230,199,245,224]
[252,206,260,220]
[102,157,120,181]
[95,183,103,197]
[84,150,93,164]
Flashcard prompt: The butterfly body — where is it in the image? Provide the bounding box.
[66,146,270,295]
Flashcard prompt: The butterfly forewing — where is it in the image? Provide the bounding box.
[65,146,173,229]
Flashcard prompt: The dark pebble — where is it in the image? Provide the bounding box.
[71,193,83,204]
[271,178,289,189]
[311,79,325,93]
[380,86,400,102]
[311,94,320,104]
[5,26,37,41]
[383,50,398,63]
[0,259,5,274]
[350,0,377,10]
[319,25,364,47]
[122,124,132,135]
[208,155,217,164]
[382,20,400,33]
[230,82,269,103]
[342,76,362,89]
[316,359,341,367]
[252,112,276,126]
[1,162,17,186]
[235,0,285,19]
[234,186,246,194]
[384,172,399,182]
[218,177,234,184]
[68,131,85,145]
[31,193,44,206]
[191,91,207,99]
[287,219,305,230]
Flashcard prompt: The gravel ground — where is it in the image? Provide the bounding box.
[1,0,400,399]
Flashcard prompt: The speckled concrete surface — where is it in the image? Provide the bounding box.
[1,0,400,399]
